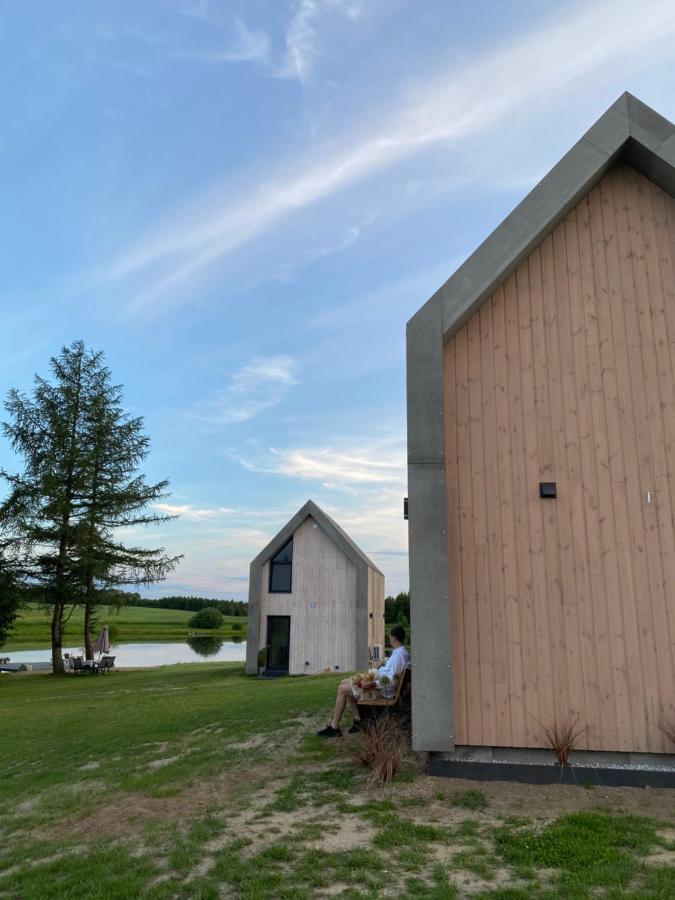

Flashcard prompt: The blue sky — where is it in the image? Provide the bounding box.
[2,0,675,600]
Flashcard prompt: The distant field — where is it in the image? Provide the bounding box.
[3,603,246,650]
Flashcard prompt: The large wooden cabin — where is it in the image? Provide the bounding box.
[407,93,675,782]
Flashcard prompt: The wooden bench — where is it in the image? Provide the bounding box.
[356,667,411,723]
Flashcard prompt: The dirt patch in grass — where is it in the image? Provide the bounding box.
[225,733,267,752]
[316,815,376,852]
[397,774,675,824]
[645,846,675,866]
[451,865,526,896]
[147,753,184,770]
[47,763,274,840]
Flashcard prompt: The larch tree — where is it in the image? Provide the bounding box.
[0,341,181,673]
[74,359,181,658]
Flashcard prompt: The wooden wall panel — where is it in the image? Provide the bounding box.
[259,516,357,675]
[444,165,675,753]
[367,569,385,653]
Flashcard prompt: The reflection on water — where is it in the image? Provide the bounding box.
[186,636,224,657]
[4,640,247,668]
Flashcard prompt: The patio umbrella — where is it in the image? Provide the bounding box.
[93,625,111,658]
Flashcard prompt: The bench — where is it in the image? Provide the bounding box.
[356,667,411,723]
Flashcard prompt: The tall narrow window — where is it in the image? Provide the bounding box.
[269,537,293,593]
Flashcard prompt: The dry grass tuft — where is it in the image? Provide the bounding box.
[352,715,408,784]
[540,714,585,767]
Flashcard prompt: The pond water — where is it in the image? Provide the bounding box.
[3,638,247,668]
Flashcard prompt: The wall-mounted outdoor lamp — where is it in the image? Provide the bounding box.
[539,482,557,499]
[403,497,408,519]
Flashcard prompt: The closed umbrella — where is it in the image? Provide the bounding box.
[93,625,111,658]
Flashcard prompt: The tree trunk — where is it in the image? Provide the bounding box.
[84,601,94,660]
[51,601,65,675]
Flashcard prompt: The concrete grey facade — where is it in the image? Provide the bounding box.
[245,500,382,676]
[407,93,675,754]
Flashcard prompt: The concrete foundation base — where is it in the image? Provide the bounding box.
[429,746,675,789]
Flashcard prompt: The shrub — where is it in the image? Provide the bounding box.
[540,714,585,766]
[353,715,408,784]
[188,607,224,630]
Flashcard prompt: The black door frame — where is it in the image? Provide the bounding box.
[266,615,291,674]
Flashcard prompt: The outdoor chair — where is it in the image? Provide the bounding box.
[72,657,84,675]
[99,656,116,674]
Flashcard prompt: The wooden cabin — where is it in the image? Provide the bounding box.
[407,93,675,781]
[245,500,384,676]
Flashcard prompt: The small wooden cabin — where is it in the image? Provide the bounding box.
[407,93,675,779]
[245,500,384,676]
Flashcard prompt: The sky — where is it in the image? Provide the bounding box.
[2,0,675,601]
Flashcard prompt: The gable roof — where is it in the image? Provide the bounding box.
[251,499,382,575]
[410,92,675,341]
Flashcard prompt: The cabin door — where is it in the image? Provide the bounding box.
[266,615,290,674]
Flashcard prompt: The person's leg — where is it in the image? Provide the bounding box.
[330,680,353,729]
[347,690,360,721]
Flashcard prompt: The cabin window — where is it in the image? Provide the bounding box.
[269,538,293,593]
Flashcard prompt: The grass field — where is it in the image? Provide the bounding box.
[3,603,247,650]
[1,665,674,899]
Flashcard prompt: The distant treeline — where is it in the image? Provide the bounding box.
[14,586,247,618]
[384,591,410,626]
[127,595,248,616]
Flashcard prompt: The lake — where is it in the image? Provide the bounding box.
[3,639,247,668]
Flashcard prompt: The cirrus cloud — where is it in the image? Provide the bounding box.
[191,355,300,426]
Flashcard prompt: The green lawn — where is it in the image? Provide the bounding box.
[3,603,247,650]
[1,665,673,899]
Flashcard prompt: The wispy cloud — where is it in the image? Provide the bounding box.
[175,0,216,25]
[235,434,406,490]
[171,17,271,66]
[279,0,363,82]
[171,1,362,79]
[191,355,300,426]
[102,0,675,310]
[154,502,236,520]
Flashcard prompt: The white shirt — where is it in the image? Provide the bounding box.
[376,645,411,696]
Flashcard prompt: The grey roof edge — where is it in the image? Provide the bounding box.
[407,92,675,341]
[250,499,383,575]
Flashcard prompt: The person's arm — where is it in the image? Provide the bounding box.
[376,648,403,684]
[377,656,394,681]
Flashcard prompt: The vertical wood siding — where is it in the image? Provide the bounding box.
[259,516,357,675]
[444,165,675,752]
[368,569,386,654]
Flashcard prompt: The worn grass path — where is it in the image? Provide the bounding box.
[1,665,674,899]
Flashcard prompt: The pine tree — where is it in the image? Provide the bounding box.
[74,359,181,658]
[0,341,181,672]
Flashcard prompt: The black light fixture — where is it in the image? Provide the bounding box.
[403,497,408,520]
[539,482,557,499]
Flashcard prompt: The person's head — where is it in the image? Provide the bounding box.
[389,625,405,648]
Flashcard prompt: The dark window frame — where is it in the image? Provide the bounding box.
[269,537,293,593]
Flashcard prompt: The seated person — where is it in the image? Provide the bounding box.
[316,625,411,737]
